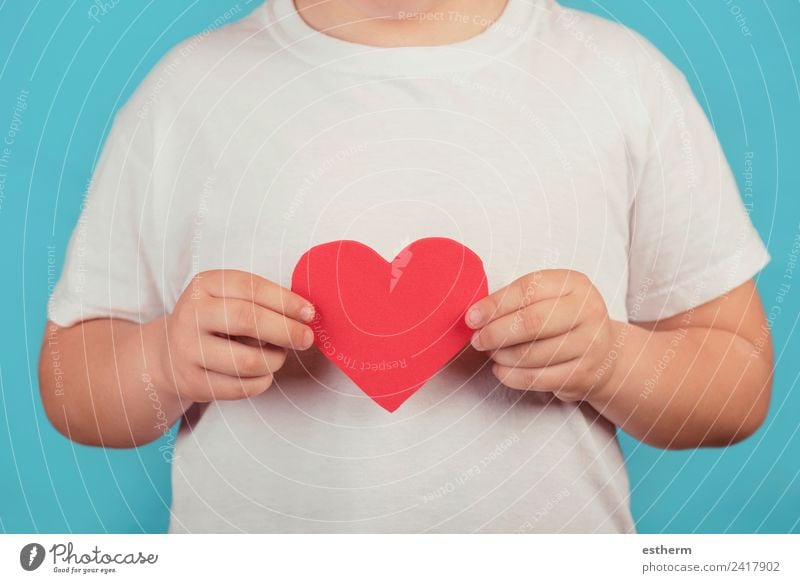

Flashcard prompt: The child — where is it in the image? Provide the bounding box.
[40,0,773,533]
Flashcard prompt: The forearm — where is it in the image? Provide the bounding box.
[39,317,191,448]
[588,321,772,449]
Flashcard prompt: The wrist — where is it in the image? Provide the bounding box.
[586,320,635,409]
[139,316,194,414]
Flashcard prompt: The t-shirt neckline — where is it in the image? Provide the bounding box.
[261,0,542,76]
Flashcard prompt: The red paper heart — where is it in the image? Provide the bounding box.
[291,238,488,412]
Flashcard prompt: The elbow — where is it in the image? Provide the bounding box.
[723,384,771,446]
[41,396,150,449]
[725,354,774,445]
[42,404,104,447]
[40,392,151,448]
[690,335,774,449]
[38,380,106,448]
[706,374,773,448]
[38,349,77,442]
[37,325,85,444]
[649,379,772,451]
[721,329,775,445]
[38,348,134,448]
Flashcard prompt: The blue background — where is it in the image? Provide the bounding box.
[0,0,798,533]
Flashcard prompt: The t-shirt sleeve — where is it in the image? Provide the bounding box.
[48,100,164,327]
[626,50,770,322]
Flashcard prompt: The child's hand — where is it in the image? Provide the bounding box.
[159,270,316,403]
[465,269,614,402]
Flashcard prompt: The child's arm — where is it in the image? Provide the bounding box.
[40,315,186,448]
[39,270,315,448]
[466,270,772,449]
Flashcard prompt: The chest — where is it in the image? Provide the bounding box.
[163,73,634,318]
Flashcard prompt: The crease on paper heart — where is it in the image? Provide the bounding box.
[389,246,414,293]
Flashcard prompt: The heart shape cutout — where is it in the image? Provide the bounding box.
[291,237,488,412]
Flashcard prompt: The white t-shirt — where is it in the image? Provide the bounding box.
[49,0,769,533]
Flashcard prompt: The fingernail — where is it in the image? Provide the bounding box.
[303,328,314,348]
[300,305,315,323]
[471,331,483,351]
[467,307,482,328]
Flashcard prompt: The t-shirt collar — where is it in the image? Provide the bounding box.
[261,0,544,76]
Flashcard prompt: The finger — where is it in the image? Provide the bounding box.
[472,295,581,351]
[194,369,275,401]
[490,328,589,368]
[199,269,315,323]
[466,269,577,329]
[492,361,579,392]
[202,297,313,350]
[198,335,288,377]
[226,335,271,348]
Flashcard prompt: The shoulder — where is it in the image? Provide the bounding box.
[538,2,687,90]
[119,7,281,122]
[532,2,697,148]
